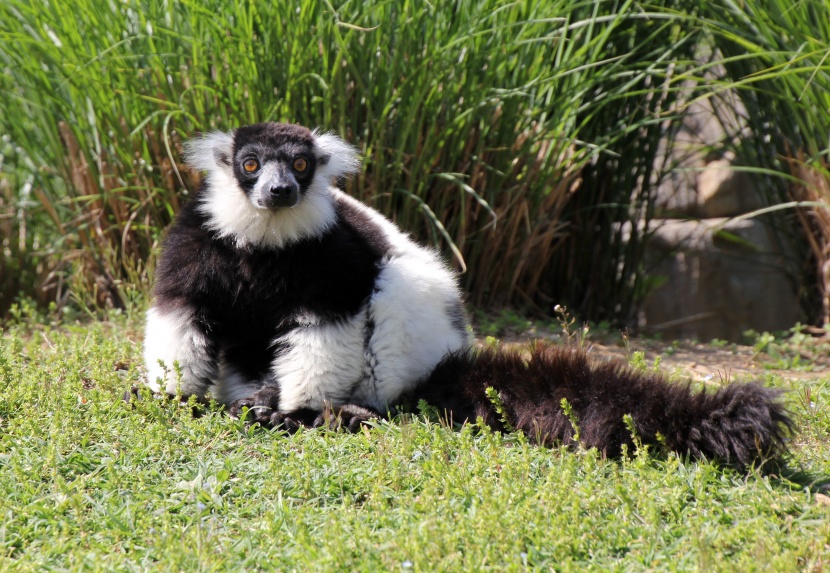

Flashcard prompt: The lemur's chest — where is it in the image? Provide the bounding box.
[203,222,383,333]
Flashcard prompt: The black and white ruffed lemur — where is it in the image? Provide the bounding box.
[143,122,792,468]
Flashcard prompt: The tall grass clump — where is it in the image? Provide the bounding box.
[2,0,828,326]
[695,0,830,324]
[0,0,705,320]
[542,1,701,322]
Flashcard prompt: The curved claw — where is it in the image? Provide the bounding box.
[229,392,381,434]
[266,412,308,433]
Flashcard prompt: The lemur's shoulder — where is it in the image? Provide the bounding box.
[152,189,239,305]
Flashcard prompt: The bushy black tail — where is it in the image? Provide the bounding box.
[412,343,793,468]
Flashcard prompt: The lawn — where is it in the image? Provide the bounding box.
[1,309,828,572]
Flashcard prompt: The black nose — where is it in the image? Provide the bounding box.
[269,185,298,207]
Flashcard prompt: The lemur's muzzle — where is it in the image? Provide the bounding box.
[255,166,301,210]
[268,183,299,208]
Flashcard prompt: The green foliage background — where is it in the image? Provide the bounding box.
[1,0,829,322]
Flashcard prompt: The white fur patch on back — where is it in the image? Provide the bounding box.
[144,306,214,396]
[325,189,472,409]
[364,256,471,410]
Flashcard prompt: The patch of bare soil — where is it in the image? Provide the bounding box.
[586,338,821,383]
[482,324,830,384]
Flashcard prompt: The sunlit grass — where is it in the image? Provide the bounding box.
[0,309,828,571]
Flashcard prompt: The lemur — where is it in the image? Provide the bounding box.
[143,122,792,468]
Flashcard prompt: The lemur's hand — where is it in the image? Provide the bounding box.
[229,386,281,427]
[312,404,381,432]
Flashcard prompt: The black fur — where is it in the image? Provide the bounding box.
[407,343,793,468]
[152,187,389,382]
[334,195,393,255]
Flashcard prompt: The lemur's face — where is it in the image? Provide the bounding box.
[231,123,321,211]
[185,123,358,247]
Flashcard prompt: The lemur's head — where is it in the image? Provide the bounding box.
[183,122,359,248]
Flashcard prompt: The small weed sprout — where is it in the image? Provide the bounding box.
[485,387,516,433]
[560,397,580,444]
[154,359,174,401]
[172,360,183,385]
[153,359,184,402]
[416,399,440,423]
[629,351,648,371]
[623,413,646,457]
[655,432,668,452]
[628,351,662,373]
[554,304,590,348]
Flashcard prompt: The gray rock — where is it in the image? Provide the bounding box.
[654,83,757,219]
[638,218,800,341]
[695,158,763,218]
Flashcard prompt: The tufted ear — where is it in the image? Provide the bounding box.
[312,130,361,182]
[183,131,234,172]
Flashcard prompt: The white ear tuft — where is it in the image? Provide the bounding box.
[183,131,234,172]
[312,130,361,182]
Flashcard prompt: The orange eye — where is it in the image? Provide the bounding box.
[243,159,259,172]
[293,157,308,172]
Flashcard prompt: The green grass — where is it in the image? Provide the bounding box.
[1,310,829,571]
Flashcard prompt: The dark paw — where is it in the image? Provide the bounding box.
[312,404,381,432]
[229,386,281,426]
[265,411,312,433]
[123,385,142,404]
